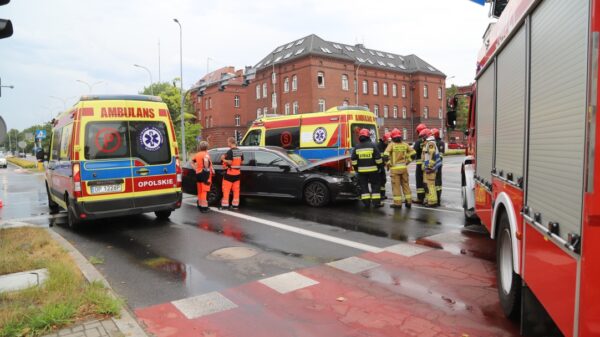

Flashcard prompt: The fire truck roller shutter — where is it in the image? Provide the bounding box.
[475,61,495,184]
[528,0,588,242]
[496,26,526,184]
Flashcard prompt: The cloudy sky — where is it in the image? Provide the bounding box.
[0,0,490,130]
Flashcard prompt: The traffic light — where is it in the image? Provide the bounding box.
[0,0,13,40]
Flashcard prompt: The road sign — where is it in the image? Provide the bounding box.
[25,132,33,141]
[35,129,47,139]
[17,141,26,149]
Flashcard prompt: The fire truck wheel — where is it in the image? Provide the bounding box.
[496,211,521,319]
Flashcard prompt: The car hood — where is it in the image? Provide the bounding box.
[297,154,350,172]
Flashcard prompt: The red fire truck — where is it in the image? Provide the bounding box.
[447,0,600,336]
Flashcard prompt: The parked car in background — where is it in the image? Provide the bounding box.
[0,155,7,168]
[18,152,26,158]
[447,141,466,150]
[182,146,358,207]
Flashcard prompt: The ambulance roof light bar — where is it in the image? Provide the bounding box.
[79,94,163,102]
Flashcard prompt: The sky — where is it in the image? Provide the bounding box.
[0,0,491,130]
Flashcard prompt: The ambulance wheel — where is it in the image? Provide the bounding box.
[46,183,59,214]
[155,210,171,220]
[496,212,521,319]
[67,205,81,230]
[304,181,330,207]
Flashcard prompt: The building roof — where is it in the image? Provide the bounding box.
[253,34,445,77]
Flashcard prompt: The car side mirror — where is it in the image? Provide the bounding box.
[279,164,291,172]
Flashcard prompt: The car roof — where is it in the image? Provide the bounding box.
[209,146,288,154]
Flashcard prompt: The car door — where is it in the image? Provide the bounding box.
[252,150,298,197]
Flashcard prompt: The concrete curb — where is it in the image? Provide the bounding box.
[46,229,150,337]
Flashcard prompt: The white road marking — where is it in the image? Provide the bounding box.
[384,243,432,257]
[0,213,66,226]
[259,271,319,294]
[172,291,238,319]
[327,256,380,274]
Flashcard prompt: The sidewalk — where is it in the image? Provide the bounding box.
[43,319,122,337]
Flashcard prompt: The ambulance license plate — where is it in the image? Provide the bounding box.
[90,184,122,194]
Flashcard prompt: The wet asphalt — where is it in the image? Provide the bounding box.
[0,157,471,309]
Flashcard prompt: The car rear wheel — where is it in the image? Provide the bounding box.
[207,183,222,206]
[496,211,521,319]
[155,210,171,220]
[303,181,330,207]
[46,183,60,214]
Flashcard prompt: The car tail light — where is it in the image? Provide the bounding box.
[176,158,182,187]
[73,163,82,198]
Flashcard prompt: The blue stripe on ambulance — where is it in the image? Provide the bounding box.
[297,148,346,161]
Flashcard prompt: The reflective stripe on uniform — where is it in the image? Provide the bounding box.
[417,188,425,193]
[351,160,358,165]
[380,187,386,191]
[358,166,378,172]
[393,196,403,201]
[390,165,407,170]
[436,186,442,191]
[371,194,381,200]
[415,160,423,164]
[375,159,383,164]
[361,193,371,200]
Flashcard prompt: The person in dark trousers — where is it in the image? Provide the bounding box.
[378,132,391,200]
[431,128,445,206]
[351,128,384,208]
[412,123,427,203]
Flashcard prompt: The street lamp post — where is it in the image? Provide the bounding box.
[76,80,103,93]
[49,96,67,110]
[173,18,186,162]
[134,64,154,95]
[0,77,14,97]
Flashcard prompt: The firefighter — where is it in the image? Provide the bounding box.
[351,128,384,208]
[221,137,244,209]
[431,128,445,206]
[191,141,213,213]
[384,128,416,209]
[378,132,391,199]
[412,123,428,203]
[421,128,441,207]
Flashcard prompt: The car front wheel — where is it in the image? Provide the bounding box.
[303,181,330,207]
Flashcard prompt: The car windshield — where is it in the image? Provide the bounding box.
[285,151,308,166]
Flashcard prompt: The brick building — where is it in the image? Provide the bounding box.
[191,34,446,147]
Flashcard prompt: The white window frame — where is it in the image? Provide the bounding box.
[262,83,267,98]
[271,72,277,84]
[437,87,442,100]
[424,85,428,98]
[293,101,299,114]
[341,74,349,91]
[402,84,406,98]
[318,99,326,112]
[373,81,379,95]
[374,104,379,117]
[438,107,443,119]
[383,83,388,96]
[284,103,290,115]
[256,108,262,119]
[271,92,277,109]
[317,71,325,88]
[423,106,429,119]
[383,105,389,118]
[263,107,268,116]
[292,75,298,91]
[256,85,260,100]
[235,114,241,126]
[362,80,368,94]
[392,83,398,97]
[284,77,289,93]
[343,100,349,106]
[402,106,407,119]
[234,95,240,108]
[393,106,398,118]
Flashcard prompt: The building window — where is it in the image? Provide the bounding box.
[373,81,379,95]
[402,106,407,119]
[364,104,369,111]
[205,116,209,127]
[317,71,325,88]
[318,99,326,112]
[342,74,349,91]
[292,75,298,91]
[234,95,240,108]
[293,101,299,114]
[256,85,260,100]
[209,116,213,128]
[209,98,212,108]
[403,128,407,140]
[285,103,290,115]
[362,80,368,94]
[393,106,398,119]
[423,106,429,119]
[402,84,406,98]
[383,83,388,96]
[383,105,389,118]
[424,85,428,98]
[257,108,262,119]
[262,83,267,98]
[437,87,442,100]
[263,107,268,116]
[271,92,277,109]
[343,100,349,106]
[284,77,289,92]
[271,72,277,84]
[392,84,398,97]
[438,107,443,119]
[374,104,379,117]
[235,115,241,126]
[205,98,209,109]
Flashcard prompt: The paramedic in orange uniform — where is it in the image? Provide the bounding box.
[191,141,213,213]
[221,137,243,209]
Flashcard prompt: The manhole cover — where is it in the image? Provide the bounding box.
[207,247,258,261]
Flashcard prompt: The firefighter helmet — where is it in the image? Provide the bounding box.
[431,128,440,138]
[390,128,402,139]
[419,128,432,138]
[359,128,370,137]
[383,132,391,142]
[416,123,427,133]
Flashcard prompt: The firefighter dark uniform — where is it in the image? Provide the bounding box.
[377,132,390,199]
[221,139,244,209]
[431,128,445,206]
[421,129,440,207]
[384,129,416,208]
[192,144,213,213]
[413,123,428,203]
[351,129,384,208]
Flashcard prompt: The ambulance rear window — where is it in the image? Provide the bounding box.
[130,121,171,165]
[84,122,129,160]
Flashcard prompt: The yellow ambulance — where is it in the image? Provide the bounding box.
[241,106,379,161]
[44,95,182,229]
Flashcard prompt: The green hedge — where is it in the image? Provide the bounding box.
[444,149,466,156]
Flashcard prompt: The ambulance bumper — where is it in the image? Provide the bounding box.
[71,192,182,220]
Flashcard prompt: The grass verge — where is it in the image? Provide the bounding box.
[444,149,466,156]
[0,228,121,337]
[6,158,37,169]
